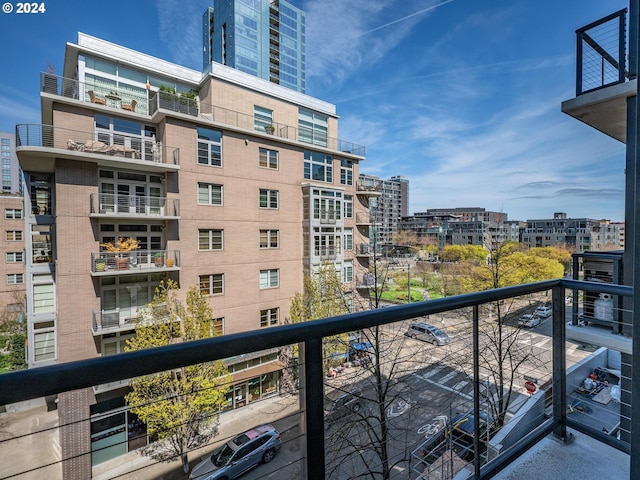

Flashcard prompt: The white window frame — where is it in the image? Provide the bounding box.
[260,307,279,328]
[344,228,353,251]
[260,229,279,249]
[259,148,279,169]
[5,208,22,219]
[6,230,22,241]
[259,189,279,209]
[7,273,24,285]
[343,261,353,283]
[198,183,223,206]
[199,229,224,251]
[6,252,23,263]
[197,127,222,167]
[200,273,224,295]
[259,269,279,289]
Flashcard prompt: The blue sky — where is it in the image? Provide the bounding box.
[0,0,629,221]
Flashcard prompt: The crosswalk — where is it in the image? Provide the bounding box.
[412,365,476,400]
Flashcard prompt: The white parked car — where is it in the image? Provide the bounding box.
[534,305,552,318]
[518,314,540,328]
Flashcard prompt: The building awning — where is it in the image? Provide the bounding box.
[230,360,285,385]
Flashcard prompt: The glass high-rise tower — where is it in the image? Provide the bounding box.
[203,0,306,93]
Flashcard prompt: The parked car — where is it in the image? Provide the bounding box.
[189,424,281,480]
[324,387,363,423]
[534,305,552,318]
[405,322,450,346]
[450,410,497,462]
[518,313,540,328]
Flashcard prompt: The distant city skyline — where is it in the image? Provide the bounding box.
[0,0,628,220]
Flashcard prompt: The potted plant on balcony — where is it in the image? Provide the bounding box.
[100,237,140,270]
[94,257,107,272]
[178,90,198,116]
[154,251,165,267]
[264,124,275,135]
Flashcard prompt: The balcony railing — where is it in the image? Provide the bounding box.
[89,193,180,218]
[90,249,180,274]
[576,9,628,95]
[15,124,180,166]
[39,72,366,157]
[91,308,138,335]
[0,278,633,479]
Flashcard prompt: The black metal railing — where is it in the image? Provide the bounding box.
[576,9,628,95]
[0,278,633,479]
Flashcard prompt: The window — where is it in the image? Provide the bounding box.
[198,183,223,205]
[344,195,353,218]
[313,227,341,257]
[344,228,353,251]
[260,269,279,289]
[260,308,279,327]
[6,231,22,241]
[260,229,279,249]
[200,274,224,295]
[343,261,353,283]
[254,106,273,132]
[203,317,224,336]
[259,189,279,209]
[299,108,328,146]
[5,208,22,219]
[102,332,134,356]
[32,225,52,264]
[197,127,222,166]
[259,148,278,169]
[199,229,224,250]
[33,321,55,362]
[33,274,55,314]
[340,159,353,186]
[7,273,24,285]
[304,150,332,182]
[6,252,23,263]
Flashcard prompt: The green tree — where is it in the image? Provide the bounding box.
[457,241,563,427]
[529,245,572,274]
[125,280,230,473]
[440,244,488,263]
[289,263,351,366]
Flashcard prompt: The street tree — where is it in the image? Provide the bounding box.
[456,241,564,427]
[125,280,231,473]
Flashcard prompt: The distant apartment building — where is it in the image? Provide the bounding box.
[0,195,26,314]
[521,212,623,252]
[203,0,306,93]
[16,31,369,477]
[358,174,409,248]
[0,132,22,194]
[399,207,513,249]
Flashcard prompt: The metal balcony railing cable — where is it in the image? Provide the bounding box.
[0,278,633,479]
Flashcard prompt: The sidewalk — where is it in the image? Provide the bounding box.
[92,393,301,480]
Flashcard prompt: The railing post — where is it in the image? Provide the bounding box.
[472,304,481,477]
[551,285,570,441]
[301,337,325,479]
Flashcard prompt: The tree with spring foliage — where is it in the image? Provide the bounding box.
[125,280,231,473]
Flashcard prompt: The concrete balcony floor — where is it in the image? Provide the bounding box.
[493,428,630,480]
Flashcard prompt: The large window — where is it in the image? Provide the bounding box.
[259,269,279,289]
[94,115,157,161]
[260,229,279,249]
[198,183,223,206]
[344,195,353,218]
[254,106,273,132]
[313,189,342,222]
[32,225,52,264]
[200,274,224,295]
[299,108,328,147]
[33,321,55,362]
[259,148,278,169]
[197,127,222,166]
[344,228,353,251]
[203,317,224,337]
[102,332,134,356]
[313,227,341,258]
[33,274,55,314]
[259,189,279,209]
[304,151,332,182]
[260,308,279,328]
[340,159,353,186]
[343,261,353,283]
[199,229,223,250]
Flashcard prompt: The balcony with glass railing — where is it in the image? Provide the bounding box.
[0,278,632,479]
[90,249,180,275]
[15,124,180,170]
[89,193,180,219]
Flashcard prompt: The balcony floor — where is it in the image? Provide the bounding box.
[493,428,629,480]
